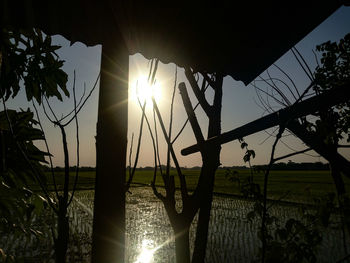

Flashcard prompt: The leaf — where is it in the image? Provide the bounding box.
[240,142,248,149]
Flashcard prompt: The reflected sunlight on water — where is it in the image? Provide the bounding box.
[135,239,155,263]
[71,188,348,263]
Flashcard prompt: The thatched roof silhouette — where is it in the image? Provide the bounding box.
[2,1,341,84]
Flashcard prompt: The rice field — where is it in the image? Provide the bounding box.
[2,171,349,262]
[67,187,347,263]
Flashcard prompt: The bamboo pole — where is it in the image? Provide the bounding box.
[91,39,128,263]
[181,83,350,156]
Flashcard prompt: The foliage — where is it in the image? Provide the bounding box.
[0,28,68,103]
[233,134,334,262]
[0,109,49,261]
[244,176,333,263]
[0,27,69,261]
[312,33,350,142]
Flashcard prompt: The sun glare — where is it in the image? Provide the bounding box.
[135,239,155,263]
[130,75,161,105]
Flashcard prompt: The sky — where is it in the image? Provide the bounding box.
[7,6,350,168]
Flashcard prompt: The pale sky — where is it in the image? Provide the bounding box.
[7,6,350,168]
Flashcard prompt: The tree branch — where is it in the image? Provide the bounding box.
[178,82,205,146]
[152,97,188,199]
[184,67,212,116]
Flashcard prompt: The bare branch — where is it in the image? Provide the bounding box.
[179,82,205,145]
[136,98,166,199]
[63,72,100,127]
[273,63,300,98]
[152,97,188,199]
[251,81,287,107]
[202,73,215,88]
[292,47,314,81]
[58,124,70,204]
[57,83,86,123]
[172,80,211,144]
[127,133,134,186]
[273,147,312,163]
[166,66,177,179]
[125,101,146,192]
[291,47,314,82]
[44,96,59,124]
[258,76,291,106]
[153,107,163,175]
[68,72,80,206]
[184,67,212,116]
[312,49,320,68]
[32,101,59,199]
[338,145,350,148]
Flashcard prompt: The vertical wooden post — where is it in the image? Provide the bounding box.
[92,39,128,263]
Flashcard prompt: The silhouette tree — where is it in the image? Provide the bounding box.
[1,27,98,262]
[253,33,350,250]
[132,60,224,262]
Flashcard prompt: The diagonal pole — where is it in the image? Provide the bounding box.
[181,83,350,156]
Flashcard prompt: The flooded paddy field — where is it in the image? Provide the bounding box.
[1,186,347,262]
[71,187,347,263]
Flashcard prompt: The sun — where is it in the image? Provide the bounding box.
[130,75,162,105]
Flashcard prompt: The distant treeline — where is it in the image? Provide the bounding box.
[252,161,330,171]
[42,166,96,172]
[44,161,329,172]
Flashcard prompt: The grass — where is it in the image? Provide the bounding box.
[37,168,350,202]
[131,169,347,200]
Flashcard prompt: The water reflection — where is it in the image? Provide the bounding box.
[135,239,155,263]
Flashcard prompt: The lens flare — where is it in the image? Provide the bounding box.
[130,75,161,105]
[135,239,155,263]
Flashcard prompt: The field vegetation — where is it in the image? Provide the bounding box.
[39,168,349,203]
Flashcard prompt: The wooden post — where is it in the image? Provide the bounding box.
[91,39,129,263]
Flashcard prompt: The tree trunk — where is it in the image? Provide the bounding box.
[174,223,191,263]
[55,200,69,263]
[192,75,222,263]
[192,154,218,263]
[287,120,350,178]
[288,120,350,245]
[92,38,129,262]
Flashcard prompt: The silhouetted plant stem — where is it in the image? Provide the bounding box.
[152,97,188,200]
[32,101,59,199]
[261,125,285,263]
[191,73,223,263]
[125,101,146,192]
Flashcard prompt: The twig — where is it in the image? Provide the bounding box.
[137,98,166,199]
[57,84,86,123]
[292,47,314,81]
[152,97,188,199]
[291,48,314,82]
[32,101,59,199]
[125,101,146,192]
[258,76,291,106]
[184,67,212,116]
[68,72,80,206]
[273,63,300,98]
[62,72,100,127]
[166,66,177,181]
[273,148,312,163]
